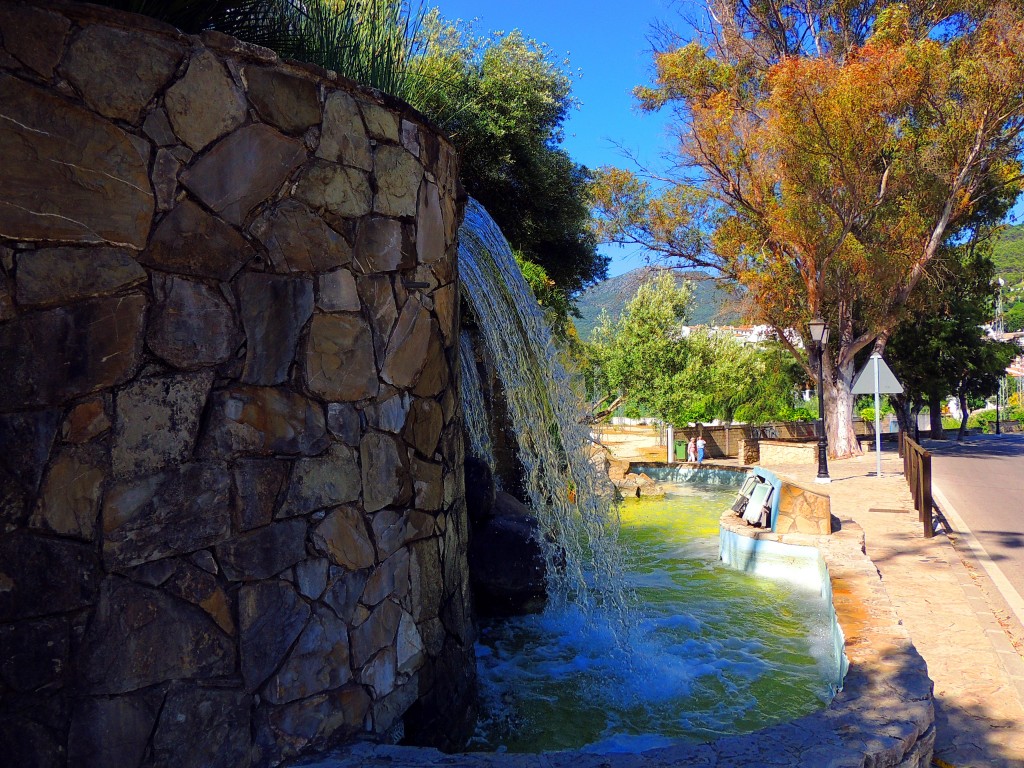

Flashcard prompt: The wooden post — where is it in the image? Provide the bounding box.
[922,452,933,538]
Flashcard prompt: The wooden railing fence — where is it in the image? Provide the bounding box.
[900,433,935,539]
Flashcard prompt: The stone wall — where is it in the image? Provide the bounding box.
[737,438,759,465]
[757,439,819,465]
[0,2,473,766]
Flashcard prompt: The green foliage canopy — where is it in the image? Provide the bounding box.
[588,272,802,425]
[410,14,606,297]
[886,239,1019,435]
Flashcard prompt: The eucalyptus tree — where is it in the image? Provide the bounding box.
[593,1,1024,456]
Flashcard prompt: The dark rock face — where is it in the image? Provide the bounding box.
[0,534,99,621]
[0,75,154,247]
[182,123,305,226]
[142,200,254,280]
[467,491,548,615]
[151,685,251,768]
[246,66,322,135]
[0,294,147,410]
[15,247,147,307]
[78,577,234,694]
[237,273,314,385]
[147,275,241,368]
[0,10,470,767]
[102,462,232,568]
[202,387,329,457]
[239,580,311,691]
[61,24,184,123]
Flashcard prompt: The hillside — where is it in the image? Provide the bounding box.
[992,221,1024,286]
[572,267,741,340]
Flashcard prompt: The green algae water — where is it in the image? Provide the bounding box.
[469,479,838,753]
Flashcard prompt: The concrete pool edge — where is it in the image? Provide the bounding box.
[716,512,935,768]
[298,490,936,767]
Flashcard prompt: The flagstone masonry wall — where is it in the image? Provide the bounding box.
[0,2,474,765]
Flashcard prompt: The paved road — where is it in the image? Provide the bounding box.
[925,432,1024,625]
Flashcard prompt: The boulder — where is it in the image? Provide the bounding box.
[102,462,232,568]
[251,200,352,274]
[164,49,247,152]
[201,386,329,457]
[317,91,372,171]
[245,66,321,134]
[464,456,496,526]
[373,145,422,218]
[142,200,254,280]
[303,313,379,402]
[111,371,213,478]
[468,494,547,615]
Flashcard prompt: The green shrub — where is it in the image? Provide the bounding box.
[941,416,962,430]
[967,409,999,433]
[88,0,426,101]
[790,406,816,421]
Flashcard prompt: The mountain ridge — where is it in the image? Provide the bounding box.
[572,267,742,340]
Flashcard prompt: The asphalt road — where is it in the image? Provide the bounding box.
[925,432,1024,623]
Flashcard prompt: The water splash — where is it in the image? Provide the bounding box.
[458,199,624,617]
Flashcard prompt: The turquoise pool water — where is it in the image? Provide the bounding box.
[469,477,839,753]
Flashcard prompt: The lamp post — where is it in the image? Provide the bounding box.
[809,316,831,483]
[996,278,1005,435]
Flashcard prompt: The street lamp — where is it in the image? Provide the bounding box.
[996,278,1005,435]
[809,316,831,483]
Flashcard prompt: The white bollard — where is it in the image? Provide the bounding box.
[667,425,675,464]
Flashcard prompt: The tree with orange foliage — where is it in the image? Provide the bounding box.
[593,1,1024,456]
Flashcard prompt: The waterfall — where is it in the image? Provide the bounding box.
[458,199,625,617]
[458,330,496,471]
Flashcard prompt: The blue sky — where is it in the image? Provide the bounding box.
[429,1,1024,281]
[430,0,680,278]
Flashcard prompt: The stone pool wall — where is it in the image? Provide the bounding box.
[0,2,474,765]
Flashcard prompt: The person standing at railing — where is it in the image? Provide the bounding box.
[687,436,697,463]
[697,435,707,466]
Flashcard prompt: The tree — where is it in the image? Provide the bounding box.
[589,272,801,425]
[410,14,607,299]
[589,272,693,422]
[886,238,1012,439]
[593,1,1024,457]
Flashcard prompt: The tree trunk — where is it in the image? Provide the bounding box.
[824,357,861,458]
[958,391,969,441]
[928,391,946,440]
[890,395,911,435]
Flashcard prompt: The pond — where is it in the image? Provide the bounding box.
[468,473,840,753]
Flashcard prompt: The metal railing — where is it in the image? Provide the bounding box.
[900,433,935,539]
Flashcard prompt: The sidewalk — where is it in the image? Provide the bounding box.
[597,427,1024,767]
[758,449,1024,768]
